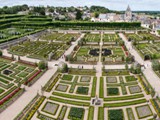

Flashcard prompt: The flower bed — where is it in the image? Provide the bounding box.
[24,70,41,85]
[0,87,20,105]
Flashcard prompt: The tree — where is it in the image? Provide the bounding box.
[38,61,47,70]
[119,40,124,46]
[125,64,128,70]
[152,60,160,71]
[76,9,82,20]
[94,12,99,18]
[60,63,68,73]
[0,50,2,56]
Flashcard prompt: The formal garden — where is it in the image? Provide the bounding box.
[101,45,132,64]
[8,40,70,60]
[125,32,160,42]
[0,27,41,43]
[67,45,100,64]
[84,33,101,43]
[0,57,46,113]
[134,42,160,60]
[14,68,157,120]
[40,32,80,43]
[103,33,120,43]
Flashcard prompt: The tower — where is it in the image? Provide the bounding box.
[125,5,132,22]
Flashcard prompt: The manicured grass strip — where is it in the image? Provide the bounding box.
[62,74,73,81]
[52,92,91,100]
[126,108,135,120]
[104,99,147,107]
[104,94,144,101]
[98,107,104,120]
[0,77,9,84]
[49,96,90,106]
[99,77,104,98]
[87,106,94,120]
[0,86,17,100]
[0,88,4,94]
[0,74,14,81]
[91,77,97,97]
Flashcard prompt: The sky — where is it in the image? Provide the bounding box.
[0,0,160,11]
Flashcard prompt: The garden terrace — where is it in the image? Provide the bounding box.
[84,33,101,43]
[40,32,64,41]
[0,27,39,43]
[8,41,70,60]
[17,73,97,120]
[103,33,120,43]
[101,45,130,64]
[16,69,156,120]
[125,33,143,41]
[70,45,100,64]
[0,57,45,112]
[138,32,160,41]
[135,42,160,60]
[56,33,80,42]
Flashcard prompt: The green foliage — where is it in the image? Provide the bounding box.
[62,74,73,81]
[152,60,160,71]
[69,107,84,120]
[0,50,2,56]
[61,63,68,73]
[107,88,119,96]
[76,9,82,20]
[108,109,124,120]
[90,6,109,13]
[38,61,47,70]
[125,76,137,82]
[77,87,89,95]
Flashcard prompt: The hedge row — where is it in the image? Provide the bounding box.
[11,21,141,28]
[49,96,90,106]
[52,92,91,101]
[104,99,146,107]
[104,94,144,101]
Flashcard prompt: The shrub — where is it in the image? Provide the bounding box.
[38,61,47,70]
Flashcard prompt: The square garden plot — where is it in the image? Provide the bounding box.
[69,107,84,120]
[42,102,59,115]
[136,105,152,119]
[106,77,117,83]
[108,109,124,120]
[16,66,26,71]
[55,84,68,92]
[61,74,73,81]
[125,76,137,82]
[80,76,91,82]
[107,88,119,96]
[76,87,89,95]
[129,85,141,94]
[17,72,29,78]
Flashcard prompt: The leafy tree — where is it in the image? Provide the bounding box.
[152,60,160,71]
[61,63,68,73]
[0,50,2,56]
[76,9,82,20]
[38,61,47,70]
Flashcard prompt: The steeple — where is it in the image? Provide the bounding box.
[125,5,132,21]
[126,5,131,12]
